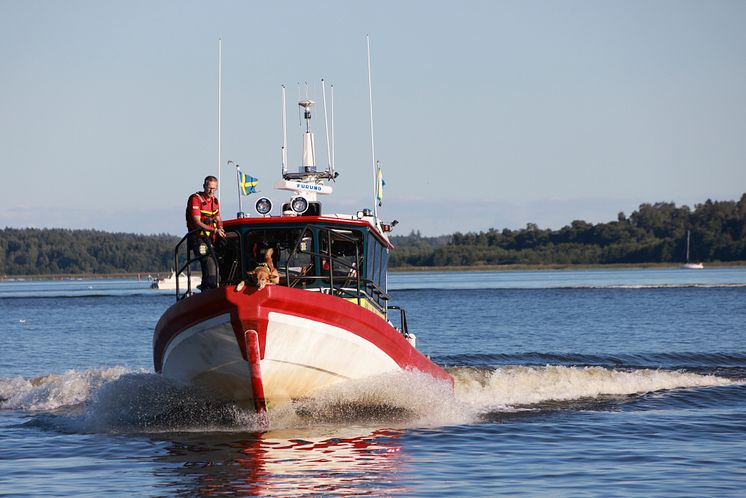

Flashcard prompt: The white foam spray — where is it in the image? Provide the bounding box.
[0,367,129,412]
[0,365,739,433]
[452,365,735,413]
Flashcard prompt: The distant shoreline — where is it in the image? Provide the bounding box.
[0,272,163,281]
[2,261,745,281]
[390,261,746,272]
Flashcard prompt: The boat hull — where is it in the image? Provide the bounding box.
[151,271,201,290]
[153,284,452,412]
[680,263,704,269]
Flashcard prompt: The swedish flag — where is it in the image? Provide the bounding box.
[239,170,258,196]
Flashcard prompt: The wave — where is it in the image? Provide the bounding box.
[450,365,737,411]
[0,368,264,433]
[0,367,130,412]
[1,365,741,433]
[434,352,746,373]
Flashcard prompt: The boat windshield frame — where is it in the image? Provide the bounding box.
[167,217,392,313]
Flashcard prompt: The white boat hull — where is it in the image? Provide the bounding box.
[261,312,400,405]
[152,271,201,290]
[154,285,452,412]
[680,263,704,269]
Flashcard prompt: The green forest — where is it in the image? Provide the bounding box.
[1,194,745,276]
[389,194,746,267]
[0,229,178,276]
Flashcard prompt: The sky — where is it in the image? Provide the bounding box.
[1,0,745,237]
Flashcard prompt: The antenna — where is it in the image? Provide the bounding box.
[281,85,288,177]
[217,38,222,204]
[297,83,302,126]
[298,99,316,173]
[322,79,332,175]
[274,81,335,196]
[277,80,335,182]
[331,84,336,176]
[366,35,378,220]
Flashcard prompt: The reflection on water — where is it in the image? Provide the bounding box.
[158,428,407,496]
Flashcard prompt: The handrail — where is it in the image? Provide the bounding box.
[387,305,409,337]
[173,229,221,301]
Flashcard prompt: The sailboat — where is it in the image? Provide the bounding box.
[680,230,704,269]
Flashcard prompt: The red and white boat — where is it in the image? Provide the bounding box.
[153,84,452,414]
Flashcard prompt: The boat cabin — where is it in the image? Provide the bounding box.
[175,216,392,317]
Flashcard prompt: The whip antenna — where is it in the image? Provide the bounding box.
[331,84,336,176]
[322,79,332,175]
[281,85,288,177]
[366,35,378,220]
[217,38,223,203]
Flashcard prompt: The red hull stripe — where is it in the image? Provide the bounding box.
[245,329,267,414]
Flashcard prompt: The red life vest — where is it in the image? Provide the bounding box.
[186,193,220,238]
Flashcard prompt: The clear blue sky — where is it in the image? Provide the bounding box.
[2,0,745,236]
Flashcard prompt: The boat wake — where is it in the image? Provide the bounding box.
[0,365,740,433]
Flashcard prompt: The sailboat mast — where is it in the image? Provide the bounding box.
[686,230,691,262]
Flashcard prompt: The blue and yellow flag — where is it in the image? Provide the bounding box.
[376,162,385,207]
[239,170,258,196]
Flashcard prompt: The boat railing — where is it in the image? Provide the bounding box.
[387,305,410,337]
[172,229,220,301]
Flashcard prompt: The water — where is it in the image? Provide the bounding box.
[2,268,746,496]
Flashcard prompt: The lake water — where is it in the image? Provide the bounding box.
[2,268,746,496]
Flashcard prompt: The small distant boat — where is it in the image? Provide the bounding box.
[151,271,201,290]
[680,230,704,269]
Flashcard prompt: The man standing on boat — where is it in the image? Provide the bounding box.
[186,176,225,290]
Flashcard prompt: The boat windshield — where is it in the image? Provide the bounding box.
[174,222,389,312]
[245,227,312,283]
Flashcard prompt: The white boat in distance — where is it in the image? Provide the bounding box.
[680,230,704,269]
[151,271,201,290]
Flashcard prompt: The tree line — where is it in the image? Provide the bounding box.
[0,228,178,275]
[389,194,746,267]
[1,194,744,275]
